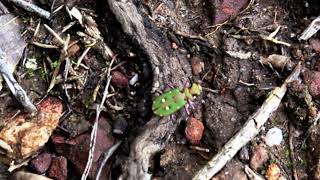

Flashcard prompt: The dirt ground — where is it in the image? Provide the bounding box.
[0,0,320,179]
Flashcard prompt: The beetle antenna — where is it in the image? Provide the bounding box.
[184,104,190,115]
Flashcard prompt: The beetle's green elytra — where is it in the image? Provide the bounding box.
[152,83,202,117]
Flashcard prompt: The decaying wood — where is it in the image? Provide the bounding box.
[107,0,192,179]
[193,63,301,180]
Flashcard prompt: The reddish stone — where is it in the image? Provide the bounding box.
[185,117,204,145]
[303,71,320,98]
[48,156,67,180]
[51,134,66,144]
[53,117,114,178]
[171,42,178,49]
[191,57,204,76]
[30,152,52,174]
[250,144,269,170]
[214,0,249,24]
[111,71,128,88]
[0,97,63,160]
[38,97,63,115]
[310,39,320,53]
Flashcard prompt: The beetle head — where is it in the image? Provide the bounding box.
[189,83,202,95]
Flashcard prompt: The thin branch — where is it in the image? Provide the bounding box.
[44,24,65,46]
[81,75,112,180]
[31,42,59,49]
[33,20,41,38]
[95,141,122,180]
[92,55,117,102]
[46,33,69,93]
[76,46,91,68]
[0,50,37,112]
[289,123,299,180]
[8,0,51,20]
[192,63,301,180]
[81,56,116,180]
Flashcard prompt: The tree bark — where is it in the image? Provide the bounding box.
[107,0,192,179]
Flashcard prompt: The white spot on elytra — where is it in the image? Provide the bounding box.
[161,98,166,103]
[165,106,170,110]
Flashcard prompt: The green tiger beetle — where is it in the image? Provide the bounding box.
[152,83,202,117]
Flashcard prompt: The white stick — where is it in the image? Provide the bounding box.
[8,0,51,20]
[193,63,301,180]
[81,56,116,180]
[299,16,320,40]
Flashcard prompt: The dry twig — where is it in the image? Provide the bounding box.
[8,0,51,20]
[44,24,65,46]
[81,75,112,180]
[76,46,91,68]
[81,56,116,180]
[193,63,301,180]
[92,55,117,102]
[289,123,299,180]
[31,42,59,49]
[95,141,122,180]
[46,32,69,92]
[0,51,37,112]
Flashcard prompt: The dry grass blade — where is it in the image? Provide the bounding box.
[44,24,65,46]
[47,34,69,93]
[31,42,59,49]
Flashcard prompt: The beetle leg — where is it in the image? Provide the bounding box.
[184,104,190,115]
[188,100,195,109]
[183,80,188,87]
[168,83,175,89]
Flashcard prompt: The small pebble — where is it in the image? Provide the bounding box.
[259,54,290,70]
[310,39,320,53]
[171,42,178,49]
[25,58,38,70]
[30,152,52,174]
[303,70,320,98]
[129,74,139,85]
[191,57,204,76]
[238,145,250,162]
[265,127,283,147]
[185,117,204,145]
[266,163,281,180]
[48,156,67,180]
[250,144,269,170]
[113,115,128,135]
[111,71,128,88]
